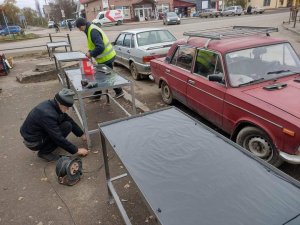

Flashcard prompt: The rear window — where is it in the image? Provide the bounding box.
[137,30,176,46]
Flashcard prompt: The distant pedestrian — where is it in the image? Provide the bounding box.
[54,22,60,32]
[67,20,72,31]
[20,88,89,162]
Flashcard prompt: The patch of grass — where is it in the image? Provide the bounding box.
[0,33,40,42]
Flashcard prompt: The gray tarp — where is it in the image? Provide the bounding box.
[100,107,300,225]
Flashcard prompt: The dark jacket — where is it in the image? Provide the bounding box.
[20,100,83,154]
[84,22,115,65]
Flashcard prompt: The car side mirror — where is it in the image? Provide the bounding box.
[165,56,170,63]
[208,73,224,83]
[111,41,115,46]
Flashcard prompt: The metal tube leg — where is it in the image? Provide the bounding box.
[131,83,136,114]
[100,132,112,199]
[78,93,92,149]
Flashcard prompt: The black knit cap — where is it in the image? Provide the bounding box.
[55,88,75,107]
[75,17,87,28]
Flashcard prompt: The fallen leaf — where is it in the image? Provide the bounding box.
[18,197,24,201]
[41,178,48,181]
[57,206,62,210]
[124,184,130,189]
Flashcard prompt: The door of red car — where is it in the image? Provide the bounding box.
[166,45,196,104]
[186,49,226,127]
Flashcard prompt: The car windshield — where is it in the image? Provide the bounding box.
[226,43,300,87]
[137,30,176,46]
[167,12,177,17]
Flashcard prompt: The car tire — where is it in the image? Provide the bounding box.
[161,81,173,105]
[117,20,122,25]
[236,126,283,167]
[130,63,141,80]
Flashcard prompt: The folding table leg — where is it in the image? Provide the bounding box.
[78,93,92,149]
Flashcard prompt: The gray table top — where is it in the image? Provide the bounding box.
[99,107,300,225]
[65,65,131,93]
[54,51,87,62]
[46,41,70,48]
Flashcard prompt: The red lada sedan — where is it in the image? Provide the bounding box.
[150,26,300,167]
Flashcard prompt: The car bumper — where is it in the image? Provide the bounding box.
[135,62,151,75]
[279,152,300,164]
[167,20,180,24]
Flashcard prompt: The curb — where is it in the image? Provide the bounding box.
[281,22,300,35]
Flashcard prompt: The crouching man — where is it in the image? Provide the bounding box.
[20,88,89,161]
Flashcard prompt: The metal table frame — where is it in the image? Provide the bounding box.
[46,41,71,59]
[53,51,87,86]
[65,67,136,149]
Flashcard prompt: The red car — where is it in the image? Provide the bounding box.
[150,26,300,167]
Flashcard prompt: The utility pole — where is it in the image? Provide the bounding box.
[1,8,11,36]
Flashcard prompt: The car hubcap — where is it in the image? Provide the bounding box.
[247,137,272,159]
[163,85,170,99]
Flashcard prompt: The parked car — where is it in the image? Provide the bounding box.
[113,28,176,80]
[252,6,265,14]
[48,20,55,28]
[220,5,243,16]
[150,26,300,167]
[199,9,220,18]
[244,6,265,14]
[163,12,181,25]
[0,26,22,36]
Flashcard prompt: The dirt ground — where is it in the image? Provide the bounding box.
[0,55,158,225]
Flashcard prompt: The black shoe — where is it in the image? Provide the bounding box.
[38,152,60,162]
[114,91,124,99]
[89,91,102,102]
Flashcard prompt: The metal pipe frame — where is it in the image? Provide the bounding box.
[99,128,162,225]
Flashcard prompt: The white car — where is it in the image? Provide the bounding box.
[48,21,55,28]
[112,28,176,80]
[220,5,243,16]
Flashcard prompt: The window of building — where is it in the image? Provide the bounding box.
[263,0,271,6]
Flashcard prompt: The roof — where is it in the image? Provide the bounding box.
[174,0,196,7]
[183,36,286,54]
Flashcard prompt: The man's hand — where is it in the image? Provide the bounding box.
[81,134,87,142]
[77,148,88,156]
[85,52,91,58]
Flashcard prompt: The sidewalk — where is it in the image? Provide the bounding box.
[282,21,300,35]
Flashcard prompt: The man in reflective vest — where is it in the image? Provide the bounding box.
[75,17,124,100]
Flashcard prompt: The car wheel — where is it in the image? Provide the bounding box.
[117,20,122,25]
[236,126,283,167]
[161,81,173,105]
[130,63,141,80]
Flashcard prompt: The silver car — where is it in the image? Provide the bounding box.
[113,28,176,80]
[220,5,243,16]
[163,12,181,25]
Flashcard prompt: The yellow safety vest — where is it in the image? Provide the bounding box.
[196,50,214,70]
[87,24,116,64]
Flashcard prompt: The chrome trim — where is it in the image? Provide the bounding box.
[165,72,186,83]
[279,152,300,164]
[187,83,224,101]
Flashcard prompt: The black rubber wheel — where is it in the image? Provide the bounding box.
[236,126,283,167]
[130,63,141,80]
[161,81,173,104]
[117,20,122,25]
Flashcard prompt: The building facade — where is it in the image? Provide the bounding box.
[80,0,289,22]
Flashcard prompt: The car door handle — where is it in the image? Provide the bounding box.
[188,79,195,85]
[165,69,170,73]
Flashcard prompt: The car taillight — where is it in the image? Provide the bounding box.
[143,54,165,63]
